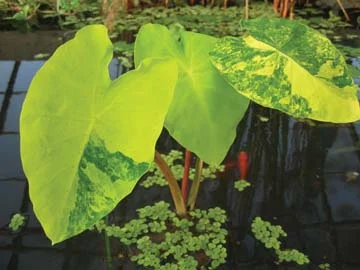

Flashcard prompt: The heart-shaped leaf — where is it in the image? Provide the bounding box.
[209,18,360,123]
[20,25,177,244]
[134,24,250,165]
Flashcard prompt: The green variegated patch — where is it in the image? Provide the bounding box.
[20,25,177,244]
[209,18,360,123]
[134,24,249,165]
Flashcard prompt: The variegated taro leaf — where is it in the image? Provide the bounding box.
[134,23,250,165]
[209,18,360,123]
[20,25,177,244]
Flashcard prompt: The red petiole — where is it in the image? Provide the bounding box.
[181,149,192,202]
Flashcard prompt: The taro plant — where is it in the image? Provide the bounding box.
[20,16,360,268]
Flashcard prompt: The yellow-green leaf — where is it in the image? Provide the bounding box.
[20,25,177,244]
[135,23,249,165]
[210,18,360,123]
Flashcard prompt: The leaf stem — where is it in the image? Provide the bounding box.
[274,0,279,12]
[336,0,350,21]
[154,151,187,216]
[104,216,113,270]
[245,0,249,20]
[289,0,295,20]
[187,157,203,211]
[281,0,289,18]
[181,150,192,203]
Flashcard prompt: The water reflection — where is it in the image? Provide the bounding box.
[0,58,360,269]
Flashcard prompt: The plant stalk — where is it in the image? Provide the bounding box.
[154,151,187,216]
[245,0,249,20]
[336,0,350,21]
[181,150,192,202]
[274,0,279,12]
[279,0,284,16]
[104,216,113,270]
[289,0,295,20]
[281,0,289,18]
[187,157,203,211]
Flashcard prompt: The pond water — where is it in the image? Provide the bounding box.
[1,53,360,269]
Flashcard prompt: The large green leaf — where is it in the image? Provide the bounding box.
[20,25,177,244]
[209,18,360,123]
[134,23,250,165]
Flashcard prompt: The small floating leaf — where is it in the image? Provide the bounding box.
[9,213,26,232]
[20,25,177,244]
[33,53,51,60]
[257,115,269,122]
[234,179,251,192]
[210,18,360,123]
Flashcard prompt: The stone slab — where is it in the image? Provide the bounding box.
[325,173,360,222]
[0,135,25,179]
[13,61,44,92]
[0,61,15,92]
[0,180,26,227]
[3,93,26,133]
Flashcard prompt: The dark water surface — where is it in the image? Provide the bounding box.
[1,55,360,270]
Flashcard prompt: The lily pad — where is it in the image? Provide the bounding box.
[20,25,177,244]
[134,23,249,165]
[209,18,360,123]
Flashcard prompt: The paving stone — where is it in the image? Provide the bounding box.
[325,173,360,222]
[108,58,120,80]
[234,263,272,270]
[0,61,15,92]
[0,180,26,227]
[336,225,360,264]
[296,191,329,225]
[0,251,12,269]
[17,250,64,269]
[228,231,256,263]
[324,127,360,174]
[354,121,360,138]
[301,228,337,263]
[0,135,25,179]
[22,233,55,248]
[13,61,44,92]
[309,264,333,270]
[0,94,4,109]
[0,236,12,247]
[26,202,41,229]
[341,265,360,270]
[62,253,106,270]
[3,93,26,133]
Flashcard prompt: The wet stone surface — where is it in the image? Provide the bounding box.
[16,251,65,269]
[3,94,26,133]
[335,225,360,264]
[0,135,25,179]
[0,251,12,270]
[13,61,44,92]
[0,61,15,92]
[0,59,360,270]
[324,127,360,173]
[301,228,337,263]
[0,181,26,227]
[325,173,360,222]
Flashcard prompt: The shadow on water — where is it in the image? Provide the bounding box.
[1,55,360,269]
